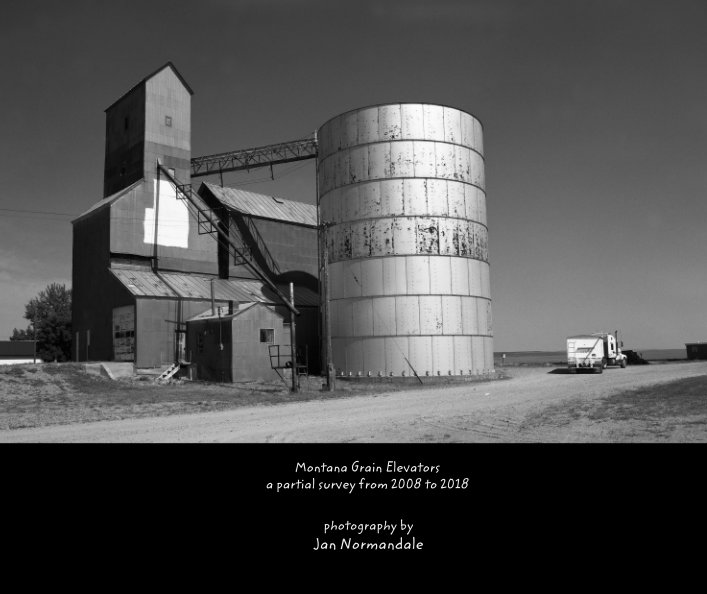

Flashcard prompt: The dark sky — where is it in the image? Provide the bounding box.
[1,0,706,351]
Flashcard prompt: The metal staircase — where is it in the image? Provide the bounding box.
[268,344,309,387]
[155,363,180,383]
[176,182,281,278]
[239,215,281,277]
[162,165,298,316]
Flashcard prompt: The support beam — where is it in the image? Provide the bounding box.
[289,282,298,393]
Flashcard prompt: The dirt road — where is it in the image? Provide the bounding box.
[2,361,706,443]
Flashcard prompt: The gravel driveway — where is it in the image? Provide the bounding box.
[2,361,706,443]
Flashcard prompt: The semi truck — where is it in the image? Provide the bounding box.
[566,332,627,373]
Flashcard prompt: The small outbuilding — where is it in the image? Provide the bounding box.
[186,302,302,382]
[685,343,707,360]
[0,341,37,365]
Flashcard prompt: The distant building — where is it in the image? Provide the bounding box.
[0,341,36,365]
[71,63,319,377]
[685,343,707,360]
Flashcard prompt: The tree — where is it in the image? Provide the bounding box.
[10,327,32,341]
[10,283,72,362]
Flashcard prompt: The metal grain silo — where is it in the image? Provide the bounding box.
[318,103,493,377]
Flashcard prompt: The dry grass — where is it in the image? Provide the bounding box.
[0,363,507,430]
[586,375,707,421]
[522,374,707,441]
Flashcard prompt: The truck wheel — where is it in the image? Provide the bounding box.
[595,365,603,374]
[620,359,626,368]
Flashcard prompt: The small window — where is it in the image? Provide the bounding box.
[259,329,274,343]
[165,115,172,127]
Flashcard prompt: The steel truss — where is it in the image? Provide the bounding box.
[190,136,318,179]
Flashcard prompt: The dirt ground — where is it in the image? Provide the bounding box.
[2,360,707,443]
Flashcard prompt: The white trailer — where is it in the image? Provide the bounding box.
[567,332,627,374]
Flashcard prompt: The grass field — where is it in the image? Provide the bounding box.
[535,375,707,423]
[0,363,341,430]
[0,363,503,430]
[521,374,707,441]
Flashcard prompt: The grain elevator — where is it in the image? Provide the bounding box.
[71,64,493,382]
[72,63,319,380]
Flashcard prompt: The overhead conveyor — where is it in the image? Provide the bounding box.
[190,136,318,179]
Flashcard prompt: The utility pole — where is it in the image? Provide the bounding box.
[289,282,299,392]
[153,162,161,272]
[315,135,335,391]
[322,224,335,391]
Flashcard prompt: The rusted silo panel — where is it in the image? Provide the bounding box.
[358,108,379,144]
[319,103,493,376]
[379,104,402,140]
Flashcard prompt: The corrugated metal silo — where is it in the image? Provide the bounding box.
[318,103,493,377]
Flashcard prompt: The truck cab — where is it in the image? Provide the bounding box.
[567,332,627,373]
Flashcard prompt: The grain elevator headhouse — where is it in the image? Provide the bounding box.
[317,104,493,377]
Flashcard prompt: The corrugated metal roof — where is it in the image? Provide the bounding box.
[200,182,317,227]
[567,335,604,340]
[110,268,319,306]
[72,179,143,224]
